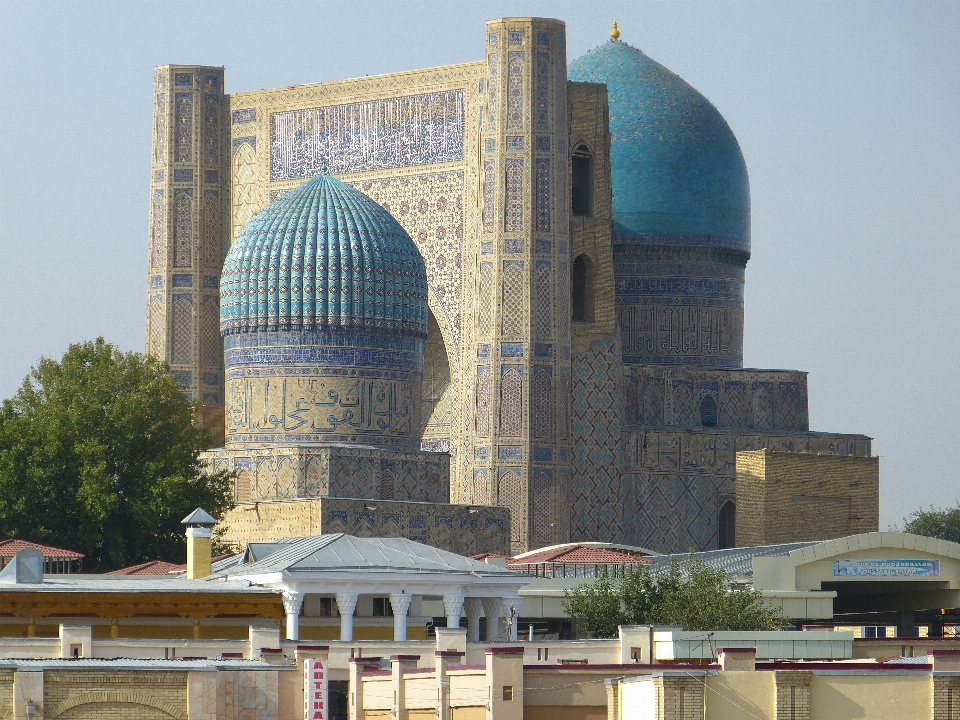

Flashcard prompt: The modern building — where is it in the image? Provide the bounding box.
[144,17,879,556]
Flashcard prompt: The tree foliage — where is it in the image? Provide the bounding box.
[902,506,960,545]
[0,339,234,572]
[563,557,790,638]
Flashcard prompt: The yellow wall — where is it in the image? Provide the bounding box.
[705,672,775,720]
[809,674,930,720]
[736,450,879,547]
[526,707,606,720]
[450,707,485,720]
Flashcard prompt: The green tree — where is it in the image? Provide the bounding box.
[902,506,960,544]
[563,557,789,638]
[0,338,234,572]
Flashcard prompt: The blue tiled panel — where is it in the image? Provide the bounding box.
[270,91,464,181]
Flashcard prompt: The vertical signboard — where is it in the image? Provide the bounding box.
[304,658,328,720]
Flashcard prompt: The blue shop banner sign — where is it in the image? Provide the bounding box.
[833,559,940,578]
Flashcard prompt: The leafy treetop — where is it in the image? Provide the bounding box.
[0,338,234,572]
[563,556,790,638]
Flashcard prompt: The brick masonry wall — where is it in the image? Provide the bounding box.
[0,669,12,719]
[736,449,880,547]
[773,670,811,720]
[43,670,187,720]
[933,675,960,720]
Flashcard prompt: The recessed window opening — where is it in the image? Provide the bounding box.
[700,395,718,427]
[571,144,594,217]
[718,500,736,550]
[372,597,394,617]
[572,254,595,323]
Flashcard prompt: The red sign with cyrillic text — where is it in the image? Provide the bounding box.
[304,658,328,720]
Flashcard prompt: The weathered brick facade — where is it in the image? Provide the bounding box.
[736,449,879,548]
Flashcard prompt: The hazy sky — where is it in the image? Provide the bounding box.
[1,1,957,530]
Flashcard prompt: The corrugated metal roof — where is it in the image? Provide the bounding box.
[646,542,818,580]
[221,534,523,577]
[0,573,275,594]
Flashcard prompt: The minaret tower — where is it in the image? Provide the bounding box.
[469,18,572,552]
[145,66,229,442]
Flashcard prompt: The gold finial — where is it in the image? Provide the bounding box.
[611,19,620,41]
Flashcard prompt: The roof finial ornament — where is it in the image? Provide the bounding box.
[611,19,621,41]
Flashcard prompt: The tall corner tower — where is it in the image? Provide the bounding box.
[469,18,572,553]
[145,66,229,443]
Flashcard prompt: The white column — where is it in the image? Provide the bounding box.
[442,593,465,629]
[282,589,304,641]
[389,592,412,642]
[481,598,501,642]
[336,592,359,641]
[464,598,483,643]
[501,597,521,642]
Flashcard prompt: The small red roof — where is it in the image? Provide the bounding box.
[0,539,84,559]
[107,560,185,576]
[507,545,652,566]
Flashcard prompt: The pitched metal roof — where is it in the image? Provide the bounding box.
[0,573,275,594]
[219,534,522,577]
[0,539,83,559]
[646,542,818,580]
[181,508,217,525]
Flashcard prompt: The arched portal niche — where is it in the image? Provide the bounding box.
[420,310,452,446]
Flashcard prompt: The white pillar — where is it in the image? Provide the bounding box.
[501,597,521,641]
[442,593,465,629]
[389,592,412,642]
[337,592,359,641]
[464,598,483,642]
[282,589,304,641]
[481,598,501,642]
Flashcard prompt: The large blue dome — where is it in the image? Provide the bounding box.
[568,38,750,252]
[220,172,429,339]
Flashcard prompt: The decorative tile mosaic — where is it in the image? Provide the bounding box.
[535,261,551,336]
[154,93,167,163]
[501,261,524,336]
[506,136,524,151]
[500,343,523,357]
[202,275,218,289]
[474,446,489,460]
[172,370,192,384]
[533,446,552,462]
[203,372,220,385]
[154,170,164,182]
[498,445,522,460]
[532,470,553,544]
[535,239,551,254]
[498,470,522,543]
[536,136,550,152]
[478,263,493,334]
[533,367,553,439]
[475,366,491,438]
[535,52,550,130]
[232,108,257,124]
[534,343,552,357]
[487,54,499,126]
[171,295,193,363]
[476,343,491,358]
[508,30,524,46]
[473,470,489,504]
[175,73,194,86]
[151,275,163,289]
[200,192,221,270]
[506,52,524,129]
[481,241,493,254]
[535,159,551,232]
[172,190,192,268]
[488,32,499,47]
[174,168,193,182]
[485,138,496,153]
[204,170,219,183]
[504,239,523,253]
[270,90,464,181]
[172,274,193,287]
[203,94,220,164]
[174,93,193,163]
[201,297,220,365]
[482,160,496,233]
[504,158,524,232]
[498,365,522,437]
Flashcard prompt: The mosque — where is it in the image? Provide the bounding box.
[143,17,879,556]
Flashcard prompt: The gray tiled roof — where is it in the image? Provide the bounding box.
[0,573,274,594]
[646,542,818,581]
[218,534,522,577]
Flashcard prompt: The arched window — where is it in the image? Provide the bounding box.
[718,501,736,549]
[572,254,595,323]
[571,143,594,216]
[700,395,718,427]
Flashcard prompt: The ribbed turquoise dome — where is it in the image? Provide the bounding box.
[569,39,750,252]
[220,173,429,339]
